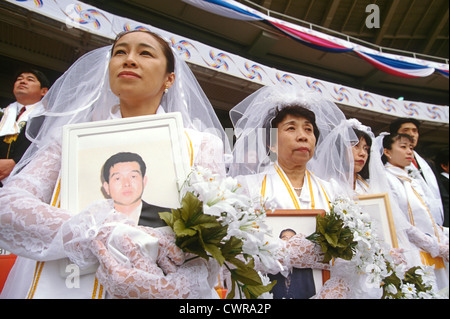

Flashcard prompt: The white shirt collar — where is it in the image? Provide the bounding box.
[129,201,143,225]
[115,201,143,226]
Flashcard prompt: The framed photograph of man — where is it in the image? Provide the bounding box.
[355,193,398,249]
[60,112,190,213]
[266,209,329,294]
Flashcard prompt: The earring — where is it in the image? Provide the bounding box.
[164,87,169,94]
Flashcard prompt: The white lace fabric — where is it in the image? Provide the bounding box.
[283,234,331,271]
[283,234,351,299]
[224,233,347,299]
[0,142,70,261]
[406,225,449,261]
[313,277,350,299]
[92,238,219,299]
[0,137,223,299]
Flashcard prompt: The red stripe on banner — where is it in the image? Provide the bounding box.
[355,52,422,78]
[270,21,350,51]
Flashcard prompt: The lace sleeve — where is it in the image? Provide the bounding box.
[284,234,331,270]
[0,143,71,260]
[92,239,219,299]
[406,225,449,259]
[312,276,350,299]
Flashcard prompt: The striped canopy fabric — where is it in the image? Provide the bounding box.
[183,0,448,79]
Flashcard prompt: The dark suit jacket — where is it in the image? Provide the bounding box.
[269,268,316,299]
[0,123,32,187]
[0,114,44,187]
[137,200,171,228]
[436,173,449,227]
[417,154,449,227]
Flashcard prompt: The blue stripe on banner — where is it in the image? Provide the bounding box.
[363,52,430,70]
[204,0,262,19]
[436,69,449,77]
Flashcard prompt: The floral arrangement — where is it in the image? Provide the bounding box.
[307,196,441,299]
[382,262,439,299]
[159,166,282,299]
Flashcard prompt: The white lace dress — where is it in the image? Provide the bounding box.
[0,128,225,298]
[234,163,351,299]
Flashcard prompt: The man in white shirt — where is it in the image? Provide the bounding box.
[0,69,49,186]
[390,118,448,226]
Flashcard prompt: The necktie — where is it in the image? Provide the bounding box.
[412,157,419,169]
[16,106,26,121]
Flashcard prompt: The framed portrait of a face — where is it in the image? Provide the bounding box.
[266,209,329,294]
[355,193,398,249]
[60,112,190,213]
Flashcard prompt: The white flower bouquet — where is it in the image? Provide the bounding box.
[307,196,441,298]
[159,166,282,299]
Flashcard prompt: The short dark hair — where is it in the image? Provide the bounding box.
[15,68,50,89]
[279,228,297,239]
[354,128,372,179]
[381,133,414,164]
[111,30,175,74]
[389,117,421,135]
[263,105,320,154]
[102,152,147,183]
[435,148,449,173]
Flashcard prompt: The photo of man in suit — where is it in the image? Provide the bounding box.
[102,152,169,227]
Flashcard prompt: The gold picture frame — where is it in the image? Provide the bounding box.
[356,193,398,249]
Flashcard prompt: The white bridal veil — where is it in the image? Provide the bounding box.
[12,43,230,178]
[228,84,358,191]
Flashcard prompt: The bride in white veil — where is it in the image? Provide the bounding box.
[0,30,229,299]
[228,84,360,298]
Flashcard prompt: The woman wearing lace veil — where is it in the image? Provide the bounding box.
[228,84,359,298]
[381,133,448,293]
[315,119,412,298]
[0,30,229,298]
[345,119,373,195]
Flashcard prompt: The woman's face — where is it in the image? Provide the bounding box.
[352,137,369,174]
[272,114,316,167]
[109,32,174,104]
[384,137,414,169]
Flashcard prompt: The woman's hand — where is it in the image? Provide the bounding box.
[91,239,189,299]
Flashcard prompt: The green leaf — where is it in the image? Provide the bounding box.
[197,224,228,246]
[204,243,225,265]
[324,233,339,247]
[226,277,237,299]
[179,192,204,223]
[231,261,263,287]
[158,212,174,227]
[221,237,244,260]
[243,280,277,299]
[173,219,197,237]
[180,237,210,260]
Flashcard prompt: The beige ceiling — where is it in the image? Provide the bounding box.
[0,0,448,156]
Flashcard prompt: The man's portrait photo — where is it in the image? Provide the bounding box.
[101,152,168,227]
[61,113,190,215]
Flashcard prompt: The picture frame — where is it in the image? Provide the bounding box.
[355,193,398,249]
[266,209,329,293]
[60,112,190,213]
